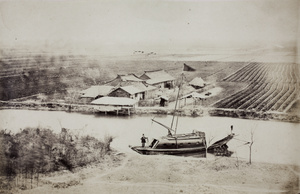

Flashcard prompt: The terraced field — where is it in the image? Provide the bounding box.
[214,62,300,113]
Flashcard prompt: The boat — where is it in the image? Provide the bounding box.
[130,119,235,156]
[130,74,235,157]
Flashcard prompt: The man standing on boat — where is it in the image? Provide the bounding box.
[141,134,148,147]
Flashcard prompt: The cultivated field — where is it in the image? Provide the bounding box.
[0,52,244,101]
[0,53,183,100]
[1,50,299,117]
[214,62,300,113]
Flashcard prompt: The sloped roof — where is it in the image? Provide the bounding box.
[105,74,143,86]
[159,95,169,100]
[91,97,137,106]
[189,77,205,87]
[180,92,208,99]
[113,82,156,95]
[141,70,175,84]
[119,74,143,82]
[120,85,141,94]
[80,86,114,98]
[80,88,91,94]
[133,82,156,92]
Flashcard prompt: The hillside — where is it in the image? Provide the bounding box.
[16,153,299,194]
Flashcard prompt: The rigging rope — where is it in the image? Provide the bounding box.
[233,137,249,143]
[231,142,251,149]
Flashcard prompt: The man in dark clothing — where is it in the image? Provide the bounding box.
[160,98,166,107]
[141,134,148,147]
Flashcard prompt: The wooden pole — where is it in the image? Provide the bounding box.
[171,74,183,130]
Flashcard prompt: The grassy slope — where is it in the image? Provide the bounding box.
[19,154,299,194]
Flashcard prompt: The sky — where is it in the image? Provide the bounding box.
[0,0,299,54]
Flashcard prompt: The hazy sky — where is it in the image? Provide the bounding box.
[0,0,299,53]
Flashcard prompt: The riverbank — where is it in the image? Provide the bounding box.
[14,152,299,194]
[1,100,300,123]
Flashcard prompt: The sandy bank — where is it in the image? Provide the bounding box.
[18,152,299,194]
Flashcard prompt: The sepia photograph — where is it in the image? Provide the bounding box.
[0,0,299,193]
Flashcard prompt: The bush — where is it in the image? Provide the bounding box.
[0,128,114,191]
[103,134,114,152]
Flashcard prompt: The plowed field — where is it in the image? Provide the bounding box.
[214,62,299,113]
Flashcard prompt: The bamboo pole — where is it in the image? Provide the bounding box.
[171,74,183,130]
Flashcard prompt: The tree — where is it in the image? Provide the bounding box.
[83,68,101,85]
[0,127,115,191]
[0,130,18,182]
[64,88,80,104]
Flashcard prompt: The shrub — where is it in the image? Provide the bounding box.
[0,128,114,191]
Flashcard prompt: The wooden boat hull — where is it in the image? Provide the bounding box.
[131,146,207,157]
[207,134,234,150]
[131,134,235,157]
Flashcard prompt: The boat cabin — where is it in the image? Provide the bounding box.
[149,131,206,149]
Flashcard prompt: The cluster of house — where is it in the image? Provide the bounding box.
[80,65,207,114]
[79,69,176,111]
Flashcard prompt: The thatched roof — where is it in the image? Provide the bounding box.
[80,86,114,98]
[180,92,208,99]
[105,74,143,86]
[112,82,156,95]
[118,74,143,82]
[189,77,205,87]
[140,70,175,85]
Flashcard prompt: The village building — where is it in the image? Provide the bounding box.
[189,77,206,89]
[105,74,143,86]
[91,96,137,115]
[79,85,114,103]
[139,69,175,89]
[108,82,156,101]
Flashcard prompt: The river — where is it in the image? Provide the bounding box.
[0,109,299,165]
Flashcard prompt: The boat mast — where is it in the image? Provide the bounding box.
[170,73,184,132]
[175,99,180,133]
